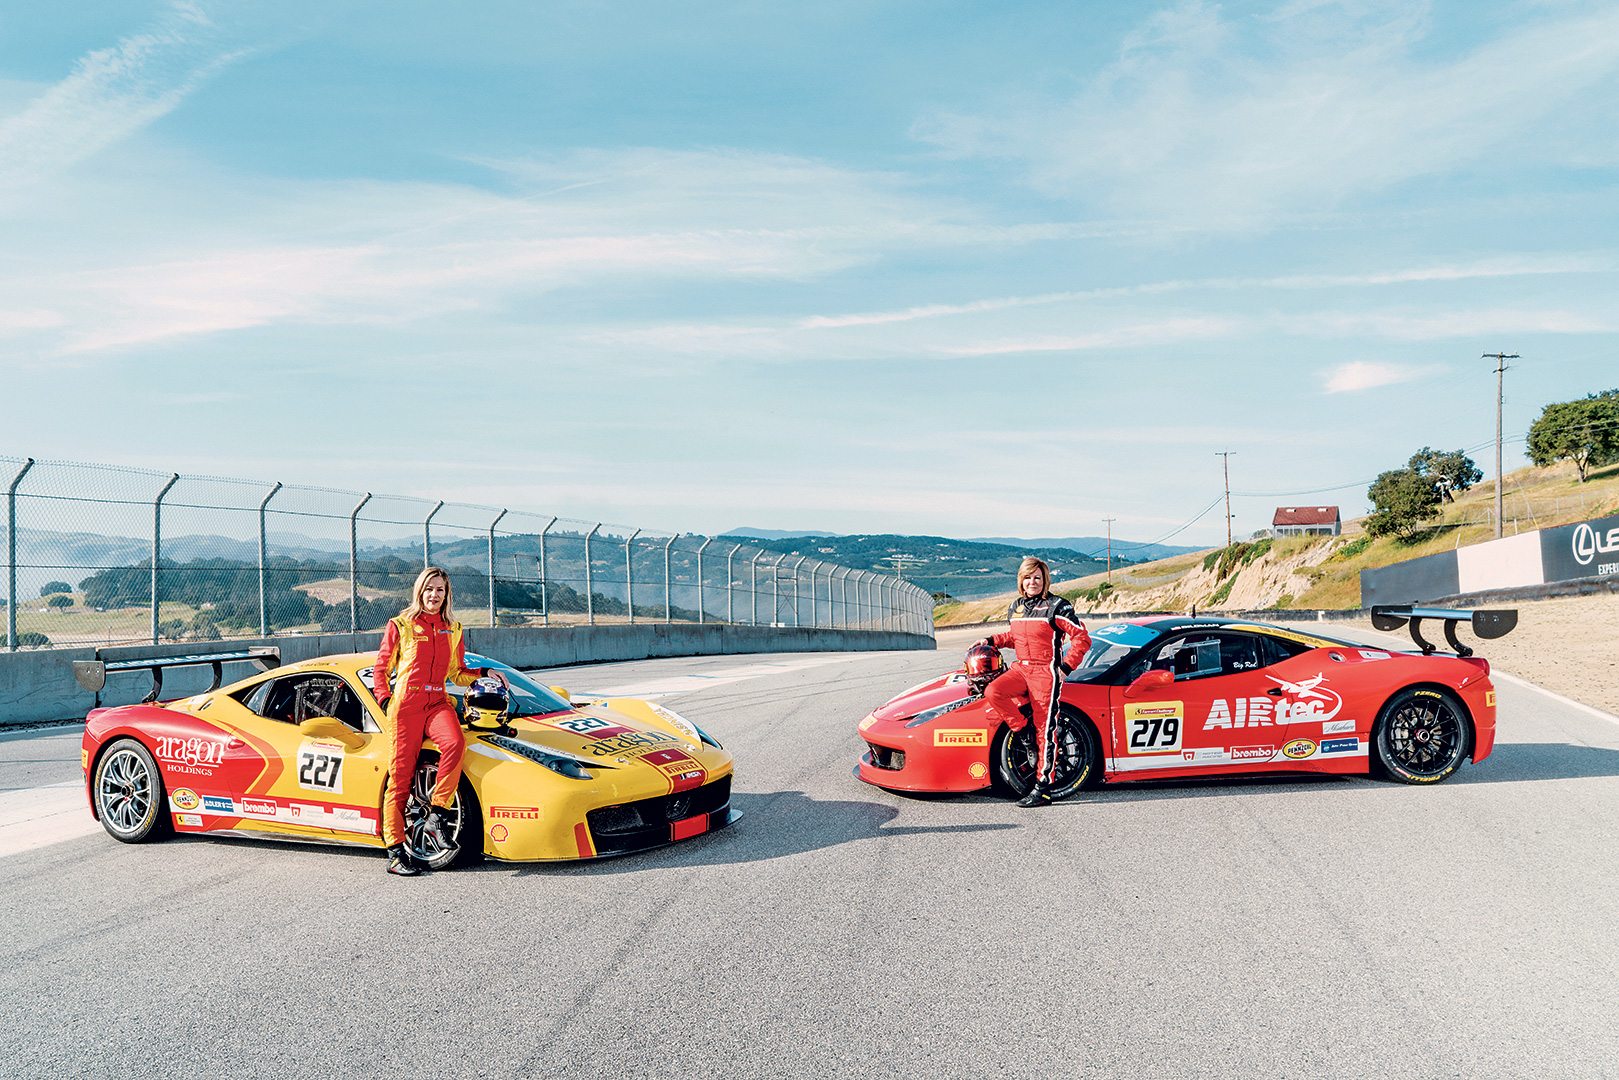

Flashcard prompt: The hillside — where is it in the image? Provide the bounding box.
[935,457,1619,624]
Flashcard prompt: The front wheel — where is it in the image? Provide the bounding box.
[1373,688,1472,784]
[92,738,171,843]
[992,709,1100,800]
[405,751,483,869]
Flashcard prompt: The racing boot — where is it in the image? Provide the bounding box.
[1016,784,1051,809]
[386,844,420,876]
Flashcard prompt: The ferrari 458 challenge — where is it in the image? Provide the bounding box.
[857,606,1514,798]
[78,649,736,867]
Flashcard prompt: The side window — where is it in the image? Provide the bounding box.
[1134,632,1269,682]
[1259,634,1311,666]
[241,675,367,731]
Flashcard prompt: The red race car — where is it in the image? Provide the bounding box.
[857,607,1514,798]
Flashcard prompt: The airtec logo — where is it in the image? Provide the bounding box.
[934,729,987,747]
[1203,674,1342,729]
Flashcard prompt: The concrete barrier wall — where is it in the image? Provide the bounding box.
[0,623,934,728]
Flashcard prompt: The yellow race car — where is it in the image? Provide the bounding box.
[78,649,737,867]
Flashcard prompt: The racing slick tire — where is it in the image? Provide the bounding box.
[1372,687,1473,785]
[404,751,483,870]
[992,708,1101,800]
[92,737,172,844]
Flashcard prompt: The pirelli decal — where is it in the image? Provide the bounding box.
[934,729,987,747]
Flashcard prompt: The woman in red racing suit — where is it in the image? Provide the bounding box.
[981,557,1091,807]
[372,566,487,875]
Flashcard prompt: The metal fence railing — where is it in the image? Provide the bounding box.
[1,456,935,651]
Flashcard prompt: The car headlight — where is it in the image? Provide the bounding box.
[484,734,594,780]
[650,703,722,749]
[904,698,972,728]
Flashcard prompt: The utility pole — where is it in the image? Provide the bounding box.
[1215,451,1235,546]
[1102,518,1116,582]
[1483,353,1517,540]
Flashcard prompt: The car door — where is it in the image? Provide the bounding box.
[1109,630,1283,778]
[228,672,389,841]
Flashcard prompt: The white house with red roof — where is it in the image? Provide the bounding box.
[1271,506,1341,537]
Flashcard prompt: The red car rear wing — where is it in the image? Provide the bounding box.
[1370,605,1517,657]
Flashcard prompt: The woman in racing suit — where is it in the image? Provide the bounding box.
[372,566,488,875]
[980,557,1091,807]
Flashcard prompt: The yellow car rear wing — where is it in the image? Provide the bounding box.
[73,647,281,704]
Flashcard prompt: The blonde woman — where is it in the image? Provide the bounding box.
[372,566,488,875]
[979,557,1091,807]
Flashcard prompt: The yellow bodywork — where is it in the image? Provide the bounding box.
[158,653,733,861]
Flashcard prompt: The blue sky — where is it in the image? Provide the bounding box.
[1,0,1615,547]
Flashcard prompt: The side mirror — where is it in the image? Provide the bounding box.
[550,686,571,703]
[298,716,367,750]
[1124,669,1174,699]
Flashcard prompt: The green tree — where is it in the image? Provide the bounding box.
[1365,469,1442,539]
[39,581,72,597]
[46,594,73,609]
[1408,447,1483,501]
[1527,390,1619,482]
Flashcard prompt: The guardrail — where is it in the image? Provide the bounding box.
[0,455,935,652]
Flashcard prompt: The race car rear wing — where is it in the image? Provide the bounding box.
[73,646,281,704]
[1369,605,1517,657]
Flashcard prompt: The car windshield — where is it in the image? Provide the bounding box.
[1065,622,1161,683]
[462,654,572,717]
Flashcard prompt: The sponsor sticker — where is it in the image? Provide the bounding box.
[1320,738,1359,754]
[1282,738,1317,759]
[81,748,89,773]
[968,761,988,779]
[296,739,345,795]
[1180,747,1226,762]
[583,730,678,758]
[202,795,234,814]
[858,715,878,731]
[1203,675,1342,730]
[176,813,203,826]
[934,729,987,747]
[491,806,541,819]
[1124,701,1184,753]
[1230,745,1274,761]
[240,797,277,817]
[1485,690,1496,707]
[1322,719,1355,735]
[170,788,200,811]
[153,735,228,776]
[489,824,509,842]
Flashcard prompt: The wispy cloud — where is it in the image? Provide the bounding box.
[0,3,249,190]
[914,1,1619,228]
[1323,361,1432,393]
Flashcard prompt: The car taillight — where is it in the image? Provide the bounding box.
[1460,657,1490,677]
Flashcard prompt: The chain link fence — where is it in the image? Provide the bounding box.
[2,456,934,651]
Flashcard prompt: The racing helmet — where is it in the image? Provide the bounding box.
[963,642,1006,695]
[464,676,511,731]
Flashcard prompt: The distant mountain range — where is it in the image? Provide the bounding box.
[723,527,839,539]
[969,536,1204,563]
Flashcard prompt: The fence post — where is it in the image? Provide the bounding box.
[750,549,761,625]
[696,537,713,624]
[6,458,34,651]
[771,553,784,626]
[585,523,601,626]
[663,536,675,623]
[727,544,738,624]
[791,556,805,627]
[257,481,283,637]
[151,473,179,644]
[349,493,372,637]
[539,517,556,626]
[487,508,507,629]
[423,500,444,568]
[625,529,640,624]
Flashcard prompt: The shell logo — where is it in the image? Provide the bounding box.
[171,788,200,810]
[1282,739,1317,760]
[968,762,988,779]
[489,824,509,842]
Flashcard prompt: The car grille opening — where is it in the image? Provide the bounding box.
[584,775,732,852]
[866,743,905,771]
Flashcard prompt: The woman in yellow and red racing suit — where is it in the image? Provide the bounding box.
[372,566,487,875]
[980,556,1091,808]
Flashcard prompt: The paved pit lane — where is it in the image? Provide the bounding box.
[4,642,1618,1080]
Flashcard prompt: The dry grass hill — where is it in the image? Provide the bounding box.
[935,457,1619,625]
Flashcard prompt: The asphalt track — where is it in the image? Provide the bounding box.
[4,636,1619,1080]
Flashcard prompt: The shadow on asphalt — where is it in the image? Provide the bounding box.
[511,790,1018,876]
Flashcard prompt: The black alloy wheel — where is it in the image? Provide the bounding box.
[992,709,1100,800]
[1373,687,1472,784]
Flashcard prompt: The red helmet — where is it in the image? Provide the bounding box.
[964,642,1006,689]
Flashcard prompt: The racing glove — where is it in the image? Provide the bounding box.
[1059,662,1073,678]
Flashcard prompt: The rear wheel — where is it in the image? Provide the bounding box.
[405,751,483,869]
[92,738,171,844]
[1373,688,1472,784]
[992,709,1100,800]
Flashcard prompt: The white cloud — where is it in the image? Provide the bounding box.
[914,1,1619,228]
[1323,360,1429,393]
[0,3,248,190]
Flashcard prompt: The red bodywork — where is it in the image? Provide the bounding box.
[856,619,1497,793]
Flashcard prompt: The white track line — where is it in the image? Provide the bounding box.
[1491,671,1619,728]
[0,782,99,858]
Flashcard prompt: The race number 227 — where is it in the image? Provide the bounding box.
[298,748,343,793]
